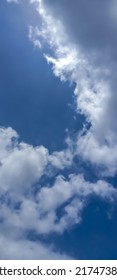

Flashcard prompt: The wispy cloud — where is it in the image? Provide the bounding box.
[2,0,117,259]
[30,0,117,176]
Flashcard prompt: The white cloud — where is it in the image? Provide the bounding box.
[28,26,42,49]
[35,174,116,233]
[0,127,49,198]
[0,128,73,198]
[0,127,73,259]
[0,235,70,260]
[2,0,117,257]
[0,130,115,236]
[0,173,116,237]
[30,0,117,175]
[77,129,117,176]
[0,126,116,259]
[49,137,74,169]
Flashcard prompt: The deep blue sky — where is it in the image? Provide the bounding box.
[1,0,117,260]
[0,0,84,151]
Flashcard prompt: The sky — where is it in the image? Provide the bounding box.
[0,0,117,259]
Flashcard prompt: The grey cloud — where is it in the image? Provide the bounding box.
[42,0,117,56]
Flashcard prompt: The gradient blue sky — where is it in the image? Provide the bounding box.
[0,0,117,259]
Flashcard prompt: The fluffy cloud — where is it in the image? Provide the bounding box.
[0,127,74,198]
[30,0,117,175]
[0,236,70,260]
[0,127,73,258]
[0,166,116,237]
[2,0,117,258]
[36,174,116,233]
[0,127,48,198]
[0,126,116,258]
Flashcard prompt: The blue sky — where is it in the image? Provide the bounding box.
[0,0,117,259]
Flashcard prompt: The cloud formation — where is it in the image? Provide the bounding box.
[0,126,116,258]
[2,0,117,259]
[0,235,70,260]
[30,0,117,175]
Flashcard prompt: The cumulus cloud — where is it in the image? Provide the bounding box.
[0,127,74,198]
[0,167,116,237]
[0,236,70,260]
[0,126,116,258]
[2,0,117,258]
[0,127,48,198]
[30,0,117,175]
[0,127,73,258]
